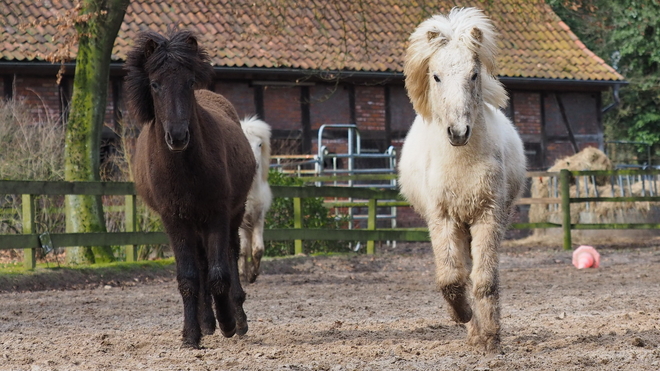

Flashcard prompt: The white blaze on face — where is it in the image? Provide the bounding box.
[427,41,482,146]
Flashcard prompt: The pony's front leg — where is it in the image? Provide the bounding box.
[164,220,203,348]
[468,214,505,354]
[429,219,472,324]
[248,216,266,283]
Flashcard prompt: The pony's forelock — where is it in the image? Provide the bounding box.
[404,7,507,117]
[241,115,272,182]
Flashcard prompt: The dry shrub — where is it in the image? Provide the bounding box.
[100,122,168,260]
[0,97,64,181]
[0,96,66,263]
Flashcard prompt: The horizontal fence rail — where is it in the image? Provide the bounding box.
[2,169,659,268]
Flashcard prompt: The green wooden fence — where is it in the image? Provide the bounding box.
[1,169,659,269]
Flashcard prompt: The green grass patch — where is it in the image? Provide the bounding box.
[0,257,174,273]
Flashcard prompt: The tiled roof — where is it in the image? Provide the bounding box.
[1,0,624,81]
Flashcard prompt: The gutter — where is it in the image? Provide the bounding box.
[601,83,621,114]
[0,61,627,88]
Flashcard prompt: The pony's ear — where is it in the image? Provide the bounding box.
[470,27,483,44]
[144,38,159,59]
[186,35,198,51]
[426,30,448,47]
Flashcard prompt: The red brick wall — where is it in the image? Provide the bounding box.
[545,141,575,165]
[512,91,541,135]
[396,206,426,228]
[311,138,349,157]
[355,86,385,131]
[263,85,301,131]
[214,81,256,119]
[309,84,350,130]
[13,76,61,124]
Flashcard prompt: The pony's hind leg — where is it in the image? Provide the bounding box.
[430,220,472,324]
[248,216,266,283]
[229,220,249,335]
[238,226,252,283]
[467,217,504,354]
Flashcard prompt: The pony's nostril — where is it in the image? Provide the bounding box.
[465,125,471,138]
[447,127,453,137]
[165,132,173,144]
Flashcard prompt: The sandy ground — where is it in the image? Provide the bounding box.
[1,242,660,371]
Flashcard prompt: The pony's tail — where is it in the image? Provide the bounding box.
[240,115,272,182]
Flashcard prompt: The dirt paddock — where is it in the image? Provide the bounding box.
[1,241,660,370]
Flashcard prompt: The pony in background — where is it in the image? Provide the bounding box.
[125,30,256,348]
[239,115,273,283]
[398,8,526,353]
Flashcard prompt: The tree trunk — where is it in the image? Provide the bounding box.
[64,0,130,264]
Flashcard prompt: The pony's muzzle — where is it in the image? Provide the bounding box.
[447,125,471,146]
[165,128,190,152]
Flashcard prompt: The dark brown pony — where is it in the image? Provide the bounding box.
[124,30,256,348]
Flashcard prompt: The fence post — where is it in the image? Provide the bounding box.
[293,197,303,255]
[560,169,572,250]
[366,198,376,254]
[124,194,138,262]
[22,194,36,270]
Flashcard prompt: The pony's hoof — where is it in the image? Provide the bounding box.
[219,319,237,338]
[220,325,236,338]
[484,335,503,355]
[182,338,201,349]
[201,324,216,336]
[468,334,502,355]
[248,272,259,283]
[236,321,249,336]
[467,333,482,347]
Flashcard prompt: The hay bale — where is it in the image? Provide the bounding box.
[529,147,659,241]
[547,147,613,174]
[530,147,613,224]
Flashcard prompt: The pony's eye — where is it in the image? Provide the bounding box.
[471,72,478,81]
[433,74,440,83]
[150,81,159,90]
[187,79,196,88]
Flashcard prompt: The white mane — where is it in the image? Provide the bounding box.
[404,7,508,119]
[240,115,272,182]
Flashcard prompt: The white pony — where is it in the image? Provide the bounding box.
[398,8,526,353]
[239,115,273,283]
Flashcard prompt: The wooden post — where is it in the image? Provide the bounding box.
[22,194,36,270]
[124,194,138,262]
[560,169,572,250]
[293,197,303,255]
[366,198,376,254]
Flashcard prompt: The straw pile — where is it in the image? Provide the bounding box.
[530,147,656,234]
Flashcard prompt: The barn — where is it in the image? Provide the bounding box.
[1,0,624,170]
